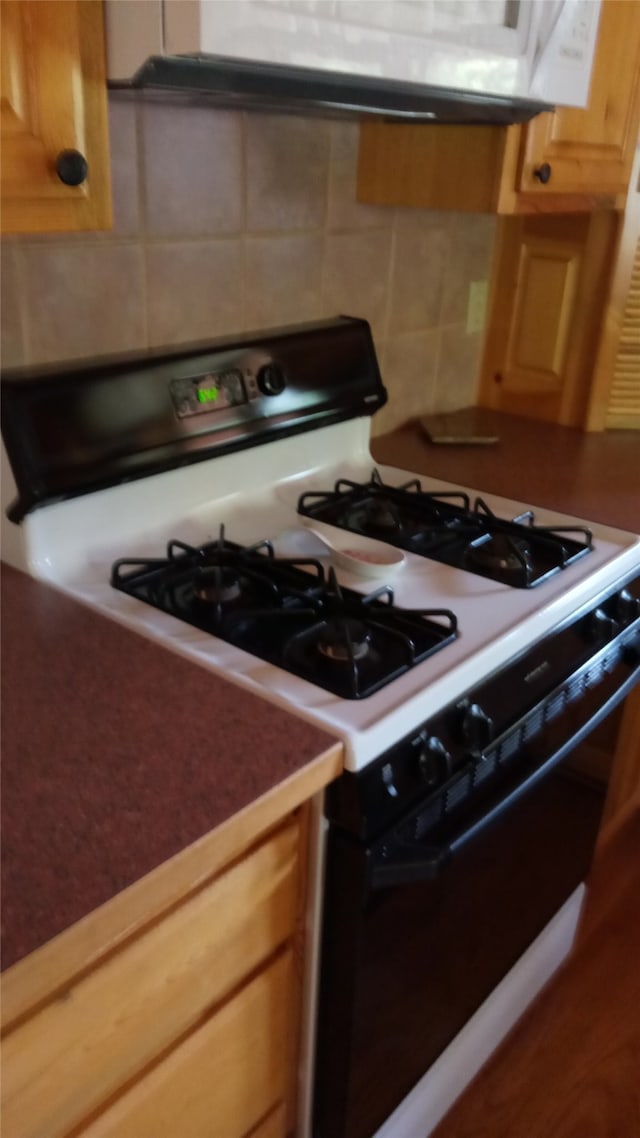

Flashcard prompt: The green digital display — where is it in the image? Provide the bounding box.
[171,368,246,419]
[197,385,219,404]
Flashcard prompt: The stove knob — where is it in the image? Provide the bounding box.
[459,702,494,755]
[615,589,640,626]
[417,735,452,789]
[587,607,618,643]
[381,761,399,798]
[256,363,286,396]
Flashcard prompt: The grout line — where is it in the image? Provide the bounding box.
[381,210,398,345]
[133,97,150,348]
[10,243,31,367]
[239,111,249,331]
[319,121,335,318]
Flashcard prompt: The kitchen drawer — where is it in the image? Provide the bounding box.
[76,950,294,1138]
[249,1103,287,1138]
[1,818,300,1138]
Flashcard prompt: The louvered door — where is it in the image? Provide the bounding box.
[606,238,640,427]
[586,144,640,431]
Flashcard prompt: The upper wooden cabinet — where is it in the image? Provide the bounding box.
[358,0,640,215]
[1,0,112,233]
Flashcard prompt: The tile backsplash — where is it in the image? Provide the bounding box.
[0,96,495,437]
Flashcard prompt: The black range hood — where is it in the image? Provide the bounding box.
[109,53,552,125]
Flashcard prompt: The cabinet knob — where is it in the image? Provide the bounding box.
[55,149,88,187]
[533,162,552,184]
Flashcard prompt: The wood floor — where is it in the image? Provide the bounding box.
[431,808,640,1138]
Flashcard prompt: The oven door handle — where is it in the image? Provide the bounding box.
[369,660,640,891]
[369,746,568,890]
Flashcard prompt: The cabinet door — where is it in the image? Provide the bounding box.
[1,0,111,233]
[1,819,300,1138]
[478,212,618,426]
[358,2,640,214]
[518,0,640,198]
[78,951,294,1138]
[586,144,640,430]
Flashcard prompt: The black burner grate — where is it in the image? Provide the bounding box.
[298,470,593,587]
[111,529,457,699]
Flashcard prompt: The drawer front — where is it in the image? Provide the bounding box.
[248,1103,286,1138]
[2,820,300,1138]
[79,951,293,1138]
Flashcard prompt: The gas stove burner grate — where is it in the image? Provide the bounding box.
[298,471,594,587]
[465,532,534,587]
[111,536,458,699]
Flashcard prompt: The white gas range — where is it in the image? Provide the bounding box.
[2,425,638,771]
[2,316,639,1138]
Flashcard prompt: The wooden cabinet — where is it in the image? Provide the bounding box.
[1,809,312,1138]
[357,0,640,215]
[516,0,640,202]
[1,0,111,233]
[477,211,619,426]
[602,686,640,833]
[77,952,293,1138]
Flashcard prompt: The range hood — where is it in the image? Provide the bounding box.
[110,54,549,126]
[103,0,602,126]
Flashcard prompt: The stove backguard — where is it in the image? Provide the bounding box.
[1,316,386,524]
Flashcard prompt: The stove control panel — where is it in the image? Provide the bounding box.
[169,354,290,420]
[327,571,640,842]
[256,362,286,396]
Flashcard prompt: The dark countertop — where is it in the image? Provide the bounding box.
[372,411,640,532]
[1,564,337,972]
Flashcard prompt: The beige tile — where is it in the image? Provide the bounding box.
[440,213,496,326]
[146,240,244,348]
[433,325,484,412]
[246,114,330,232]
[394,207,456,232]
[108,96,140,237]
[328,122,391,231]
[22,244,146,364]
[322,229,392,345]
[245,235,323,329]
[372,330,439,436]
[388,216,450,335]
[1,244,26,368]
[141,104,243,237]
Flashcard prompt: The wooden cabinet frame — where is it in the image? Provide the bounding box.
[357,1,640,216]
[1,0,112,233]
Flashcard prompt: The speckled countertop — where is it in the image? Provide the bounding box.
[372,411,640,533]
[1,564,338,972]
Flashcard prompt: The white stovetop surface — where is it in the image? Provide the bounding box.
[8,420,640,771]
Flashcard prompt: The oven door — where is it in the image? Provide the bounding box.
[312,675,638,1138]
